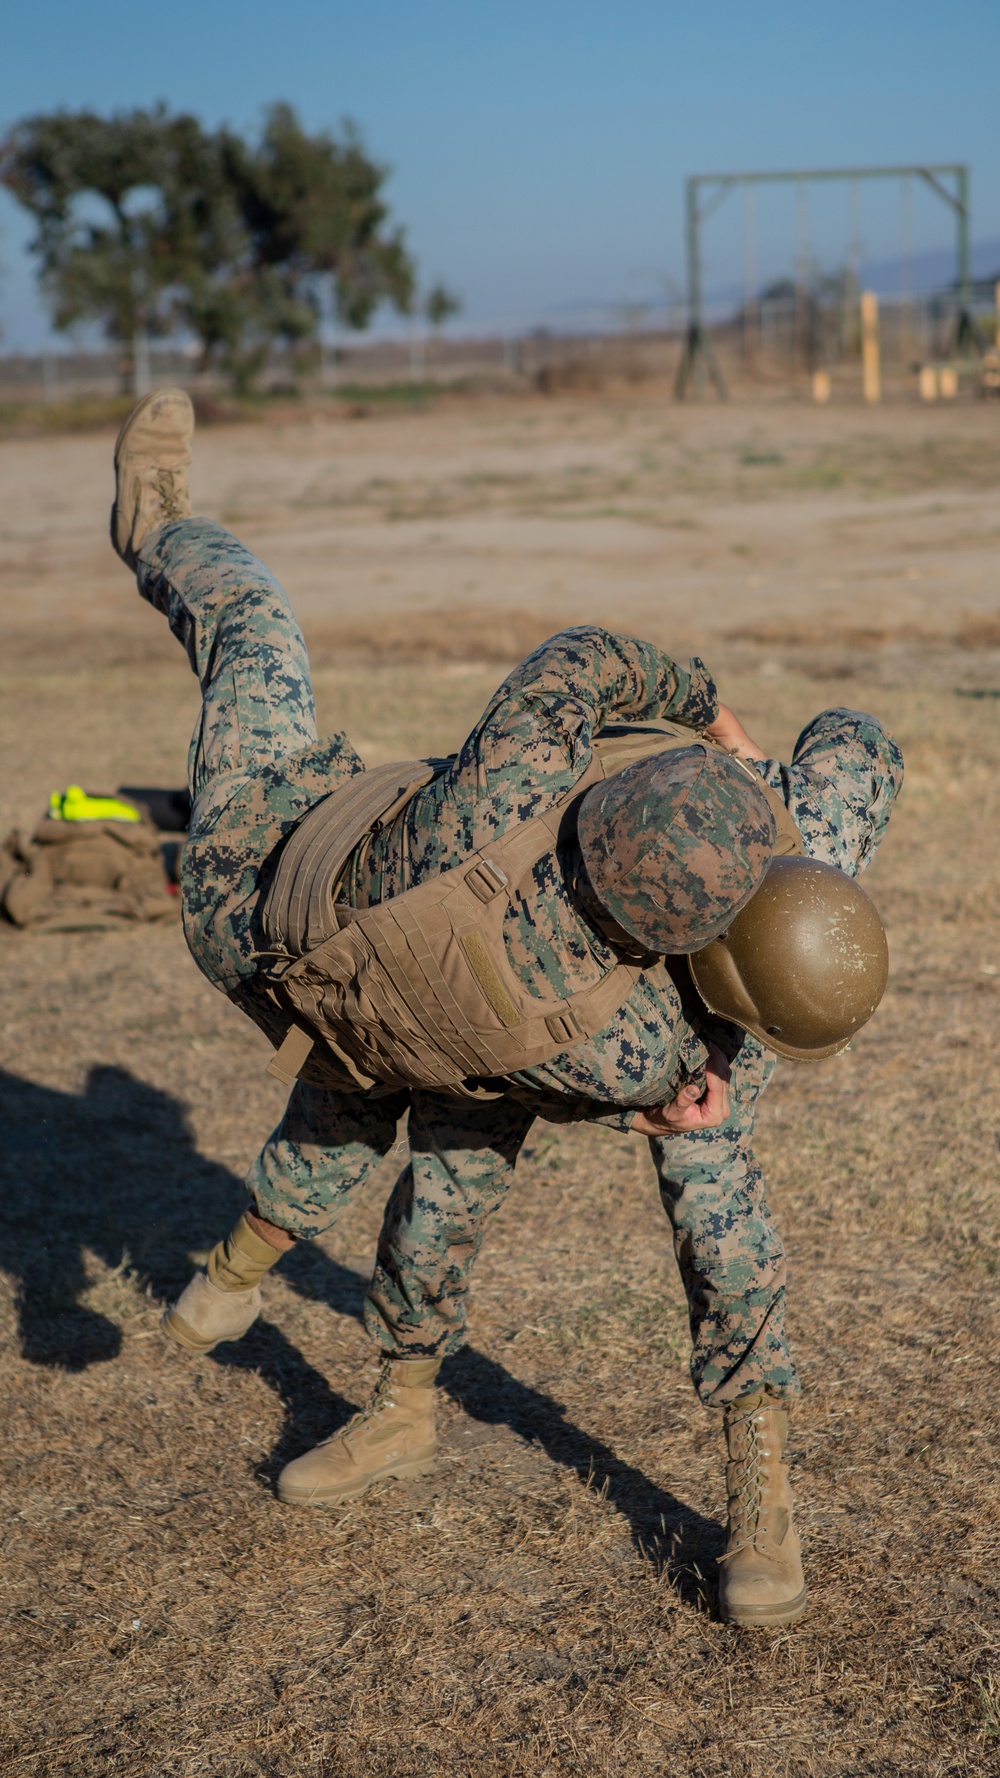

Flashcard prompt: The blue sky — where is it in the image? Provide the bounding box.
[2,0,999,350]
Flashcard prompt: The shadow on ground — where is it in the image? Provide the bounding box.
[1,1063,244,1367]
[443,1348,722,1599]
[0,1063,720,1599]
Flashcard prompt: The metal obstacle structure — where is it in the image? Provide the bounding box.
[674,163,975,399]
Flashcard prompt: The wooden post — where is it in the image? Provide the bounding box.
[861,291,880,403]
[812,369,831,403]
[918,365,938,401]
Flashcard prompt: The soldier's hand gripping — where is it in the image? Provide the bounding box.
[703,703,765,764]
[631,1044,732,1136]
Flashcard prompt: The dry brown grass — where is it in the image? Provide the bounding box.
[728,614,1000,654]
[3,394,1000,1775]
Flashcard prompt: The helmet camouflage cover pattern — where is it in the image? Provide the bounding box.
[577,745,777,954]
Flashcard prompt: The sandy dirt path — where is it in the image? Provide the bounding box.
[3,392,999,670]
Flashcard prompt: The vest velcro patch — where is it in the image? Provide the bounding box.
[459,931,521,1027]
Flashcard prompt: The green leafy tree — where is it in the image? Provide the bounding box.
[1,102,419,394]
[191,104,415,391]
[0,107,235,389]
[227,104,415,325]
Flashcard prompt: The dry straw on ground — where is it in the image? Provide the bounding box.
[2,390,1000,1775]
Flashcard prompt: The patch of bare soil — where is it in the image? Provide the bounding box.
[2,394,1000,1775]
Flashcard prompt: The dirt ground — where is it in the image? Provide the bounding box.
[3,386,1000,1776]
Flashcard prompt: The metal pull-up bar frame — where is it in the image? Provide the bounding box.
[674,163,972,399]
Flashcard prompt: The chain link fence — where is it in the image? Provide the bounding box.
[2,283,997,405]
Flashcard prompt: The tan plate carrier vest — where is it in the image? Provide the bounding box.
[262,723,802,1099]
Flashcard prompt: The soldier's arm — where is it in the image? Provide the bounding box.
[511,1047,730,1136]
[494,625,720,734]
[454,626,720,805]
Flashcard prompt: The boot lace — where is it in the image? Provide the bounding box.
[154,468,186,521]
[368,1358,397,1413]
[722,1401,771,1560]
[334,1358,397,1442]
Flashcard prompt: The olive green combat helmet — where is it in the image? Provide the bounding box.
[688,855,888,1060]
[577,746,777,953]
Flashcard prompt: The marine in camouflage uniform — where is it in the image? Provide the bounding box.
[112,388,902,1627]
[137,516,900,1405]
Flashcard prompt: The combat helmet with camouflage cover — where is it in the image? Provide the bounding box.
[576,745,779,954]
[688,854,889,1060]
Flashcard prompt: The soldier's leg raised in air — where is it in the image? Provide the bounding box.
[165,1082,408,1356]
[649,1040,806,1627]
[277,1092,535,1507]
[138,513,367,1006]
[112,390,363,1015]
[111,386,362,819]
[138,516,324,796]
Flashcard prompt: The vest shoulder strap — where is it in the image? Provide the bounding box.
[263,758,444,956]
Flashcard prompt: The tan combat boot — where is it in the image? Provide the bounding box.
[164,1215,284,1355]
[718,1392,807,1628]
[111,386,193,569]
[278,1356,441,1507]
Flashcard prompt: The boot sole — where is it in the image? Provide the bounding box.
[113,388,193,464]
[111,388,194,565]
[278,1452,437,1508]
[721,1585,808,1629]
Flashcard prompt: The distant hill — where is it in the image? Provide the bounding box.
[859,240,1000,296]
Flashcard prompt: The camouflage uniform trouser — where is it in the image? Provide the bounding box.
[137,520,901,1408]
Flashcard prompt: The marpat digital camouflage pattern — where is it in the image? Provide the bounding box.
[136,519,902,1406]
[578,744,776,952]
